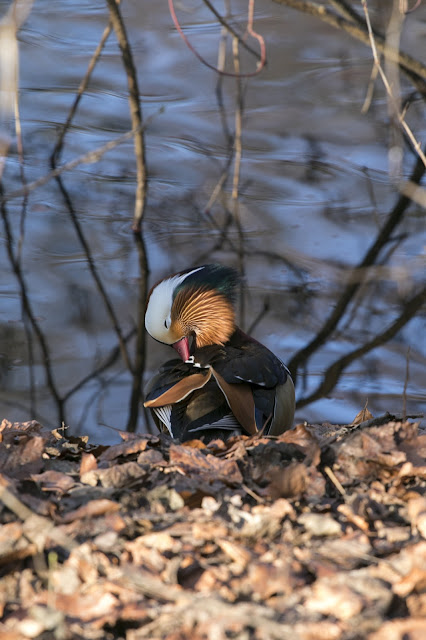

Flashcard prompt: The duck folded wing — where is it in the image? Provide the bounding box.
[194,332,294,435]
[145,361,244,441]
[194,330,288,389]
[144,367,212,408]
[172,378,244,442]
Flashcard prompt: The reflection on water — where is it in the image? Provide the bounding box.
[0,0,424,443]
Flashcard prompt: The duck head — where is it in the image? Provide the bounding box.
[145,264,238,361]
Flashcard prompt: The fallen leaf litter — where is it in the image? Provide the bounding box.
[0,416,425,639]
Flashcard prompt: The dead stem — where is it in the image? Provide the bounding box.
[384,0,405,181]
[105,0,147,233]
[402,346,411,421]
[324,465,346,496]
[126,232,150,433]
[232,36,246,328]
[329,0,365,25]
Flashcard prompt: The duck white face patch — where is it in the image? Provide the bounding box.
[145,266,204,344]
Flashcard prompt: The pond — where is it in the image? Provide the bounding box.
[0,0,425,444]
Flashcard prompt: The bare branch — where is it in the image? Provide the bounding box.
[296,286,426,408]
[105,0,147,232]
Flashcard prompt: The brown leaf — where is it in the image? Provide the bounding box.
[99,435,158,461]
[352,402,374,425]
[192,521,228,540]
[60,499,120,524]
[35,589,119,623]
[407,592,426,617]
[332,422,409,486]
[125,539,166,572]
[315,530,372,570]
[0,419,44,439]
[294,621,342,640]
[137,449,165,465]
[298,513,341,537]
[138,532,182,553]
[337,503,370,533]
[80,452,97,476]
[81,460,146,488]
[0,435,46,479]
[31,470,75,494]
[169,445,243,484]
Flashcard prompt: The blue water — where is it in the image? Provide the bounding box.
[0,0,424,443]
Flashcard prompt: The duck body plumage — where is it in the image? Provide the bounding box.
[144,264,295,442]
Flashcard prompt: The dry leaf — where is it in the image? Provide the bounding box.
[352,402,374,425]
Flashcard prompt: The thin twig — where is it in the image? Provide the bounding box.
[1,118,156,205]
[247,298,270,335]
[231,36,246,328]
[361,61,380,114]
[10,21,36,414]
[402,346,411,421]
[168,0,266,78]
[105,0,147,232]
[126,232,149,432]
[324,465,346,496]
[214,0,234,150]
[203,0,262,61]
[329,0,365,26]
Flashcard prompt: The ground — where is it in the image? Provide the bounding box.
[0,414,425,639]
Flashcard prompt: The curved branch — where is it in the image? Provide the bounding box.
[288,147,426,382]
[105,0,147,232]
[296,285,426,408]
[126,232,149,433]
[0,185,65,425]
[272,0,426,90]
[202,0,262,61]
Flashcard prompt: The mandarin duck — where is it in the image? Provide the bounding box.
[144,264,295,442]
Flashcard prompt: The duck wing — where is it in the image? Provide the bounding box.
[195,329,289,388]
[144,359,244,441]
[194,329,293,433]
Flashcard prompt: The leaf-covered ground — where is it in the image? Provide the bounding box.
[0,416,426,639]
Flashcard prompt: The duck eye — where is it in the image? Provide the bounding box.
[164,319,168,329]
